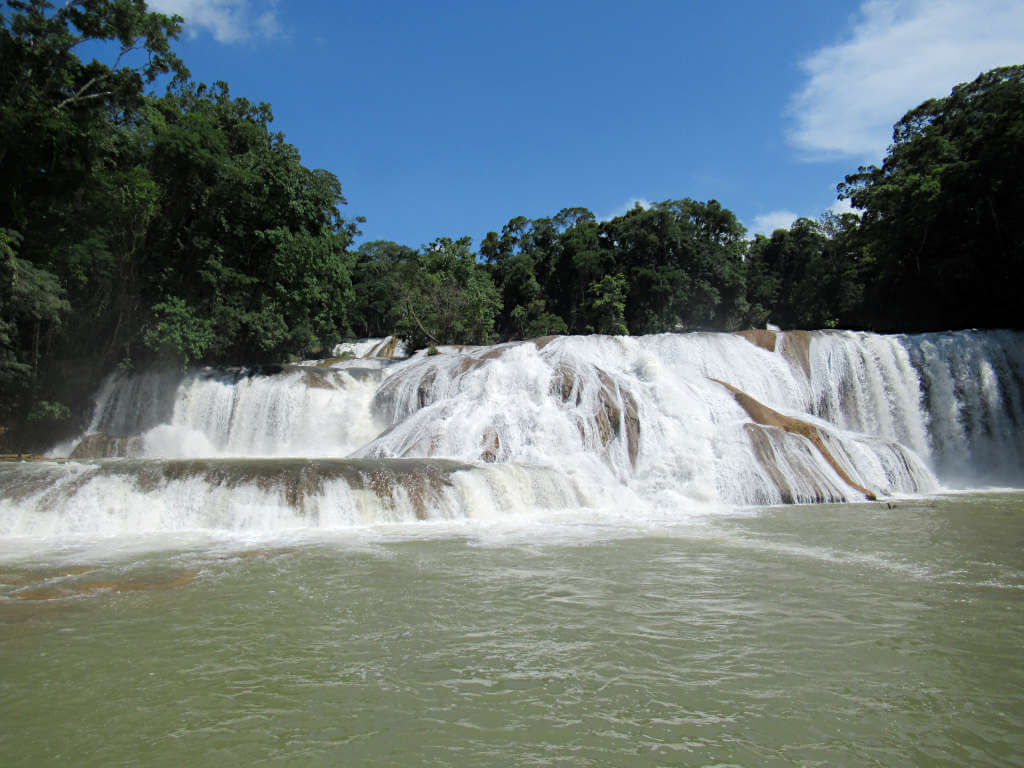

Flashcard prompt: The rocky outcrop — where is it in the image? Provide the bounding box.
[550,364,640,468]
[373,336,399,358]
[711,378,876,501]
[362,460,457,520]
[59,457,469,519]
[69,433,144,459]
[778,331,812,378]
[480,427,501,463]
[735,329,778,352]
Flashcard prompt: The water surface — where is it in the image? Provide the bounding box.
[2,493,1022,766]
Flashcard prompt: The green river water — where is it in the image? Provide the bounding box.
[2,492,1022,766]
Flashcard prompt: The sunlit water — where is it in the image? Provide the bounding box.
[2,492,1022,767]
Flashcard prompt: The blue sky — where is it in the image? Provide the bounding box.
[145,0,1024,249]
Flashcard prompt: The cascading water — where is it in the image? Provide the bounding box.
[2,330,1021,543]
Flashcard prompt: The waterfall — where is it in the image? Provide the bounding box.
[4,330,1022,540]
[903,330,1024,483]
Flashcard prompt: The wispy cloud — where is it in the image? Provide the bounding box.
[788,0,1024,162]
[599,197,652,222]
[149,0,281,44]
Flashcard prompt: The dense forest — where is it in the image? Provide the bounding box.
[1,1,1022,450]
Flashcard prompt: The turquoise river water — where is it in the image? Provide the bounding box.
[2,491,1022,767]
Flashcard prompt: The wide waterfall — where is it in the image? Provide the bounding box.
[2,330,1022,541]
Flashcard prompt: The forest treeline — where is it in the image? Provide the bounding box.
[2,1,1022,449]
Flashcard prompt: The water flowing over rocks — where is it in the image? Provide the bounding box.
[69,432,145,459]
[1,330,1021,537]
[712,378,877,501]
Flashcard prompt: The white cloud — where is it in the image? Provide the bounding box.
[788,0,1024,162]
[600,197,652,222]
[750,199,861,237]
[828,198,856,217]
[751,210,799,236]
[149,0,281,44]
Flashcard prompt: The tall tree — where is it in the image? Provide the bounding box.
[394,237,499,349]
[601,199,749,333]
[0,0,185,231]
[839,65,1024,331]
[0,0,185,440]
[746,214,863,329]
[140,81,358,364]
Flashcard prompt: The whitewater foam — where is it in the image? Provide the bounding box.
[3,330,1021,548]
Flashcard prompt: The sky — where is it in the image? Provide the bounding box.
[141,0,1024,248]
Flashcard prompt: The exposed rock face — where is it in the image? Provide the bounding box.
[530,335,561,350]
[550,365,640,468]
[735,329,778,352]
[374,336,399,358]
[711,378,876,501]
[743,424,849,504]
[363,461,455,519]
[550,364,580,405]
[595,369,640,468]
[735,329,812,378]
[480,427,501,463]
[69,433,144,459]
[778,331,812,378]
[292,366,344,390]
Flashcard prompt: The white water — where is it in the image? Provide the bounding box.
[3,330,1022,545]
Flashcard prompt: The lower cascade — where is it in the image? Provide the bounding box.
[2,330,1022,538]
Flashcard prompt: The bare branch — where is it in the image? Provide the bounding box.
[53,44,144,110]
[55,89,114,110]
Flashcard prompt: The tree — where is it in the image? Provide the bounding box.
[349,241,418,338]
[600,199,749,333]
[139,81,358,364]
[587,273,628,335]
[485,214,576,339]
[0,0,186,230]
[838,65,1024,331]
[746,214,863,329]
[394,237,500,349]
[0,3,361,447]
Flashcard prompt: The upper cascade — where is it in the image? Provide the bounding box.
[14,329,1022,531]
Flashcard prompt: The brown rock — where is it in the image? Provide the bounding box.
[69,433,143,459]
[480,427,501,463]
[778,331,812,378]
[735,329,778,352]
[711,378,876,501]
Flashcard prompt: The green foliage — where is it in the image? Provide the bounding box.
[140,82,357,362]
[0,0,186,229]
[393,237,500,350]
[26,400,70,423]
[486,199,752,338]
[838,65,1024,331]
[587,273,629,335]
[349,241,417,337]
[0,228,71,396]
[0,2,359,446]
[142,297,215,369]
[746,215,863,330]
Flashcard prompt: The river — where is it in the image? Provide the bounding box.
[2,492,1022,766]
